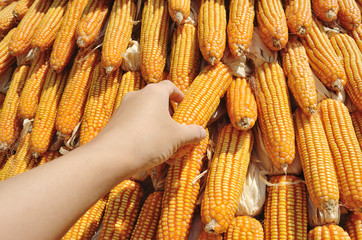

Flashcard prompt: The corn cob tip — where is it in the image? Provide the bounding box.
[308,106,317,115]
[205,219,219,234]
[105,66,114,75]
[0,142,8,151]
[32,151,40,158]
[298,26,307,35]
[323,200,338,212]
[175,11,184,24]
[236,117,252,130]
[77,37,87,48]
[281,163,288,173]
[331,79,344,92]
[326,10,337,21]
[56,131,68,140]
[209,56,216,66]
[12,10,19,19]
[273,38,282,49]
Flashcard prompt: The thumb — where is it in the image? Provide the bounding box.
[177,124,207,146]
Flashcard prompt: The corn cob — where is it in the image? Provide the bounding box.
[198,0,226,65]
[351,24,362,53]
[168,0,190,24]
[308,225,351,239]
[225,216,264,240]
[0,65,29,150]
[99,180,143,239]
[0,28,16,76]
[255,0,288,50]
[37,151,61,166]
[254,62,295,170]
[8,0,51,56]
[62,197,108,240]
[330,34,362,111]
[312,0,339,22]
[130,191,163,240]
[31,0,69,50]
[12,0,34,19]
[76,0,111,48]
[285,0,313,35]
[197,231,223,240]
[299,18,346,92]
[157,132,209,239]
[172,62,232,158]
[319,99,362,213]
[351,110,362,149]
[56,48,100,139]
[201,124,253,234]
[79,63,121,146]
[50,0,89,72]
[0,2,17,34]
[294,107,340,212]
[169,23,201,94]
[113,71,145,111]
[264,175,307,240]
[0,154,13,180]
[19,50,51,120]
[140,0,169,82]
[346,213,362,240]
[281,38,317,115]
[337,0,361,30]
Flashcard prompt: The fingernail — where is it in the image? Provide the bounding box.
[200,127,207,139]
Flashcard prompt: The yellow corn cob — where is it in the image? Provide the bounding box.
[30,69,68,158]
[256,0,288,50]
[12,0,34,19]
[281,38,317,115]
[0,2,17,34]
[319,99,362,213]
[62,197,108,240]
[264,175,307,240]
[19,50,51,120]
[198,0,226,65]
[0,65,29,150]
[172,62,232,158]
[9,0,51,56]
[99,180,143,239]
[346,213,362,240]
[113,71,145,111]
[201,124,253,234]
[226,77,257,130]
[37,151,61,166]
[157,132,209,239]
[351,24,362,53]
[168,0,190,24]
[0,28,16,76]
[50,0,89,72]
[351,110,362,149]
[56,48,100,139]
[169,23,201,94]
[197,231,223,240]
[294,107,340,212]
[227,0,255,56]
[285,0,313,35]
[140,0,169,82]
[254,62,295,170]
[130,191,163,240]
[330,34,362,111]
[0,154,13,180]
[76,0,112,48]
[337,0,361,30]
[308,225,351,239]
[79,63,121,146]
[312,0,339,22]
[31,0,69,50]
[225,216,264,240]
[299,18,347,92]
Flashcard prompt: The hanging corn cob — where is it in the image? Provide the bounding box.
[308,225,351,239]
[312,0,339,22]
[198,0,226,65]
[285,0,313,35]
[337,0,361,30]
[0,2,17,34]
[351,110,362,149]
[37,151,61,166]
[0,65,29,151]
[345,213,362,240]
[225,216,264,240]
[12,0,34,19]
[168,0,190,24]
[31,0,69,51]
[197,231,223,240]
[0,28,16,76]
[351,24,362,52]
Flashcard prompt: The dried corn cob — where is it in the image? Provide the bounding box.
[225,216,264,240]
[198,0,226,65]
[337,0,361,30]
[113,71,145,111]
[256,0,288,50]
[0,154,13,180]
[37,151,61,166]
[0,2,17,34]
[346,213,362,240]
[130,191,163,240]
[62,197,108,240]
[99,180,143,239]
[264,175,307,240]
[299,18,346,92]
[351,24,362,53]
[168,0,190,24]
[79,63,121,146]
[9,0,51,56]
[197,231,223,240]
[157,132,209,239]
[77,0,111,48]
[31,0,69,50]
[330,34,362,111]
[254,62,295,170]
[281,38,317,115]
[140,0,169,82]
[50,0,89,72]
[19,50,51,120]
[319,99,362,213]
[308,225,351,239]
[12,0,34,19]
[285,0,312,35]
[312,0,339,22]
[0,28,16,76]
[294,107,340,212]
[0,65,29,150]
[351,110,362,149]
[56,48,100,139]
[201,124,253,234]
[226,77,257,130]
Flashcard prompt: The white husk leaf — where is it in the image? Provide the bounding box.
[314,72,345,103]
[19,119,33,140]
[221,48,253,78]
[0,65,15,94]
[308,194,340,227]
[121,40,140,72]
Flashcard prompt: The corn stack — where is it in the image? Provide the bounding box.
[345,213,362,240]
[0,28,16,76]
[12,0,34,19]
[168,0,190,24]
[285,0,313,35]
[0,2,17,34]
[351,110,362,149]
[308,225,351,239]
[311,0,339,22]
[337,0,361,30]
[225,216,264,240]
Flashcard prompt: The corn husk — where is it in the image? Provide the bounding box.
[147,162,169,191]
[308,194,340,227]
[121,40,140,72]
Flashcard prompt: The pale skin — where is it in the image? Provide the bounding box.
[0,80,207,240]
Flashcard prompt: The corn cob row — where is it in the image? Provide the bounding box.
[350,110,362,149]
[225,216,263,240]
[37,151,61,166]
[345,213,362,240]
[0,28,16,76]
[351,24,362,53]
[312,0,339,22]
[197,231,223,240]
[13,0,34,19]
[285,0,313,35]
[0,2,17,34]
[308,225,351,239]
[337,0,361,30]
[168,0,190,24]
